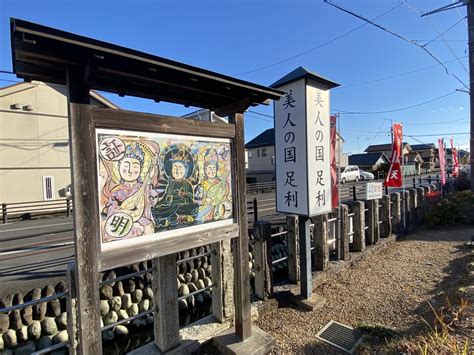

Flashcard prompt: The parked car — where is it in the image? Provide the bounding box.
[359,170,375,181]
[340,165,360,183]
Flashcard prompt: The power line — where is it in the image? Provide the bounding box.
[247,110,273,119]
[333,90,458,115]
[408,132,469,137]
[232,1,406,76]
[335,55,467,90]
[401,1,468,74]
[245,113,272,122]
[404,117,468,125]
[324,0,469,91]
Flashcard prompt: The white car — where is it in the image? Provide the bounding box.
[359,170,374,181]
[340,165,360,183]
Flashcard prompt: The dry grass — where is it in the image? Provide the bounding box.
[396,297,471,354]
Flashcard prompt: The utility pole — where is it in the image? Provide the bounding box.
[468,0,474,191]
[422,0,473,190]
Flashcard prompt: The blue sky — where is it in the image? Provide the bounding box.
[0,0,470,153]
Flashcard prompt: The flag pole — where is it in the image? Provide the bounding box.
[401,121,406,231]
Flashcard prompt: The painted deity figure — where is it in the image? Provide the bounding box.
[197,148,231,221]
[101,140,158,241]
[152,145,198,229]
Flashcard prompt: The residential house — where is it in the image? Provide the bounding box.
[246,127,347,183]
[0,81,118,203]
[405,152,424,175]
[181,109,227,124]
[348,152,389,172]
[410,144,436,172]
[364,142,411,157]
[364,142,422,174]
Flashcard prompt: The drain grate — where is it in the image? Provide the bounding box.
[315,320,364,354]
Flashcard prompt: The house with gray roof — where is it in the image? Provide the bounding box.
[245,127,347,183]
[348,153,389,172]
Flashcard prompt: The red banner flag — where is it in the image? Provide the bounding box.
[438,138,446,185]
[384,123,403,187]
[450,138,459,177]
[330,115,338,209]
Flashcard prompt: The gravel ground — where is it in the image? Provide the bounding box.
[256,225,473,354]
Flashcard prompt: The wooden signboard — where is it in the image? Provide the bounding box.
[97,128,233,253]
[92,108,239,270]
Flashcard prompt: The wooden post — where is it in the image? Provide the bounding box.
[299,216,312,299]
[313,215,328,271]
[390,192,401,233]
[286,215,299,284]
[153,254,180,352]
[339,204,350,261]
[229,113,251,340]
[253,221,272,300]
[66,65,102,354]
[211,239,234,322]
[352,201,365,252]
[380,195,392,238]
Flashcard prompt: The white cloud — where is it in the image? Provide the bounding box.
[458,106,464,110]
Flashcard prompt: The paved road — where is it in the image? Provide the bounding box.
[0,218,74,285]
[0,174,441,287]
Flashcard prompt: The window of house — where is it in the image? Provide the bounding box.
[257,149,260,157]
[271,155,275,165]
[262,148,267,157]
[42,176,54,201]
[248,150,253,158]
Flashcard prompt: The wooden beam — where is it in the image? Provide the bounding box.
[229,112,252,340]
[92,107,236,139]
[214,98,251,117]
[66,65,102,354]
[98,224,238,271]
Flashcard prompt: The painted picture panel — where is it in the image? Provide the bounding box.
[96,128,233,251]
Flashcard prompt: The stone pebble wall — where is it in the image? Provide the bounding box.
[0,227,290,354]
[0,244,214,354]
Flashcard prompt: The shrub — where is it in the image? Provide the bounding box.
[426,190,474,226]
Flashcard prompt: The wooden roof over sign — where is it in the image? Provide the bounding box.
[10,18,284,116]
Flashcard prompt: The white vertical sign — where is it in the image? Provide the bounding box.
[307,80,331,215]
[274,79,332,216]
[275,80,308,215]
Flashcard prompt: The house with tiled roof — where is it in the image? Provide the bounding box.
[245,127,347,183]
[348,152,389,172]
[411,143,436,171]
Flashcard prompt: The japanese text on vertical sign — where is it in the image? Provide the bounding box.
[313,89,327,208]
[282,90,298,208]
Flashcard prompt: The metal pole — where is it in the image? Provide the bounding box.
[402,122,406,231]
[337,113,342,260]
[469,0,474,191]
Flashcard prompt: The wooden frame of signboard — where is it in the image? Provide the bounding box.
[67,74,249,352]
[11,18,283,353]
[92,107,239,270]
